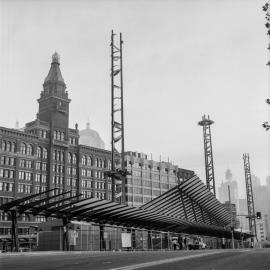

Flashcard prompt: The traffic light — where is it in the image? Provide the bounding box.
[256,212,261,219]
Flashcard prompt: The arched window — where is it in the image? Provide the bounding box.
[68,153,72,163]
[82,156,86,165]
[1,140,6,151]
[37,147,42,158]
[26,144,33,156]
[11,142,16,152]
[87,156,92,166]
[43,148,48,159]
[20,143,26,155]
[6,141,11,152]
[100,159,104,168]
[72,154,77,164]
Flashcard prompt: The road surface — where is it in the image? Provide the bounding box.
[0,249,269,270]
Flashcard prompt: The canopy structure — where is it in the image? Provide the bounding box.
[0,175,251,251]
[140,175,231,227]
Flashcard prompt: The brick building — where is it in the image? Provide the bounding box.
[0,53,194,250]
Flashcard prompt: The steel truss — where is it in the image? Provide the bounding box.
[198,115,216,196]
[107,30,128,204]
[243,153,257,243]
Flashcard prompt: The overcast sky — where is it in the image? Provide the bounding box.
[0,0,269,198]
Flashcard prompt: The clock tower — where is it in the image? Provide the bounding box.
[38,52,70,132]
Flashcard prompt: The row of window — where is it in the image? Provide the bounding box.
[0,182,13,192]
[127,162,178,174]
[81,156,110,168]
[34,185,47,194]
[81,169,105,179]
[35,174,47,183]
[18,171,32,181]
[0,168,15,179]
[53,130,65,141]
[81,191,106,200]
[18,184,31,193]
[53,164,64,173]
[20,159,32,168]
[81,180,106,190]
[1,156,15,166]
[1,142,48,159]
[37,147,48,159]
[1,140,16,152]
[36,162,47,171]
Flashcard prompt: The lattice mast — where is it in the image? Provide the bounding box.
[243,153,257,241]
[198,115,216,196]
[109,30,127,203]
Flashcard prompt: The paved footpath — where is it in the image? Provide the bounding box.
[0,249,269,270]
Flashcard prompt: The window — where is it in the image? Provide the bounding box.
[20,143,26,155]
[35,174,41,182]
[34,186,40,194]
[68,153,72,163]
[87,156,92,166]
[43,148,48,159]
[72,154,77,164]
[26,144,33,156]
[37,147,42,158]
[11,142,16,152]
[36,162,41,170]
[72,168,76,175]
[82,156,86,165]
[18,184,24,193]
[41,175,46,183]
[82,169,86,177]
[42,163,47,171]
[1,141,6,151]
[6,142,11,152]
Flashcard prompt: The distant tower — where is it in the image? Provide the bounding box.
[198,115,216,196]
[243,153,257,243]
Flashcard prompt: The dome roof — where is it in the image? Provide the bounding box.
[79,122,105,149]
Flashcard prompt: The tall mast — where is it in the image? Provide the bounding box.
[198,115,216,196]
[107,30,127,204]
[243,153,257,244]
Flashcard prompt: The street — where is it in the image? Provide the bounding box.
[0,249,269,270]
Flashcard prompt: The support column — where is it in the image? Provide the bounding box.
[11,210,19,252]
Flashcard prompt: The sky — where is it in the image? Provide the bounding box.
[0,0,269,199]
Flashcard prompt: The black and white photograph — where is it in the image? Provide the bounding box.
[0,0,270,269]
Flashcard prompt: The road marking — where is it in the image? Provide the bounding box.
[109,251,223,270]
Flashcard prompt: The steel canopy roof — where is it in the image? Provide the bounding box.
[0,176,250,240]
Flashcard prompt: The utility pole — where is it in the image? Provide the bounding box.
[243,153,257,246]
[228,185,234,249]
[198,115,216,196]
[106,30,128,204]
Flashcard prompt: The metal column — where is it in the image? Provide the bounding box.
[198,115,216,196]
[243,153,257,245]
[108,30,128,204]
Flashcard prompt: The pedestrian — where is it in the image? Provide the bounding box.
[172,238,177,250]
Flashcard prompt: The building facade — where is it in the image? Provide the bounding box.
[0,53,194,250]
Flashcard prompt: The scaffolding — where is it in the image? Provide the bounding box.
[243,153,257,244]
[198,115,216,196]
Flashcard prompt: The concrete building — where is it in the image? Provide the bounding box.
[125,151,194,207]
